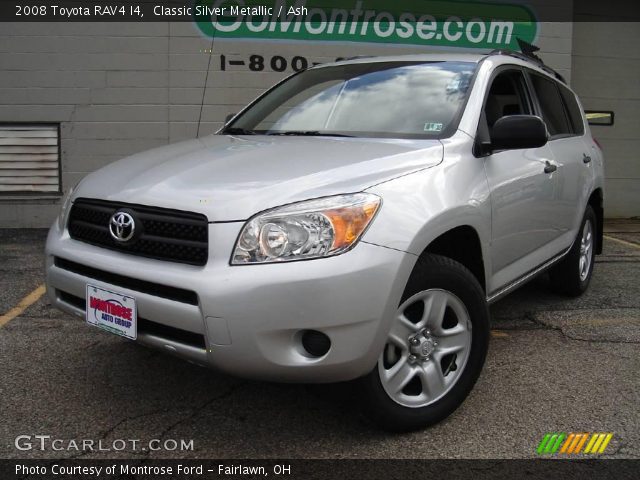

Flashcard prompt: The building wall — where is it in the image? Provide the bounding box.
[0,17,585,227]
[571,22,640,218]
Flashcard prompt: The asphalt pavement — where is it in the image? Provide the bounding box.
[0,222,638,459]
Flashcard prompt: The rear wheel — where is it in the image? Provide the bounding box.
[549,206,597,297]
[358,254,489,432]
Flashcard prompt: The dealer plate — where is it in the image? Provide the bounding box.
[86,284,137,340]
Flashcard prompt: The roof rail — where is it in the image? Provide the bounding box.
[335,55,376,62]
[488,39,567,84]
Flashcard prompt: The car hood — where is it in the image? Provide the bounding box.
[74,135,443,221]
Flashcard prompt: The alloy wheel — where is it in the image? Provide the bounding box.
[378,289,472,408]
[579,219,593,282]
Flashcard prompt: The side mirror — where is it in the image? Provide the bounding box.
[490,115,548,152]
[224,113,237,125]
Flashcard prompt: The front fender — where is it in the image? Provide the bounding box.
[363,137,492,288]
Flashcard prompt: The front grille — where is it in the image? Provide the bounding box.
[58,290,206,349]
[55,257,198,306]
[68,198,209,266]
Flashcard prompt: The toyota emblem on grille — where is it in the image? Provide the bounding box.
[109,211,136,242]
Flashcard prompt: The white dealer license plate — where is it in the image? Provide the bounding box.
[86,284,137,340]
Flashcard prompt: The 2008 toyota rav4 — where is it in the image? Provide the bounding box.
[46,51,604,431]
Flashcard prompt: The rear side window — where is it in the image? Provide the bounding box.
[559,85,585,135]
[530,74,571,137]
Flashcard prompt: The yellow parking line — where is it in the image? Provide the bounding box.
[0,284,46,328]
[604,234,640,250]
[491,330,509,338]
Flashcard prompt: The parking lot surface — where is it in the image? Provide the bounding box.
[1,222,638,459]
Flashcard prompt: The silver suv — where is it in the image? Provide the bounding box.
[45,52,604,431]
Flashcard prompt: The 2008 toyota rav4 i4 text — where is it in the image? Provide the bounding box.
[46,51,604,431]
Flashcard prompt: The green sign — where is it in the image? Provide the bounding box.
[195,0,538,50]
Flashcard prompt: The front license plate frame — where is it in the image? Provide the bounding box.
[85,284,137,340]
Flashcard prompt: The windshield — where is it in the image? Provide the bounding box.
[224,61,476,139]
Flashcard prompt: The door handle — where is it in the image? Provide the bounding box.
[544,161,557,174]
[583,154,592,164]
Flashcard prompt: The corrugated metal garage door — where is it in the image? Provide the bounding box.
[0,124,61,193]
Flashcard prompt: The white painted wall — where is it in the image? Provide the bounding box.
[0,15,621,227]
[572,22,640,218]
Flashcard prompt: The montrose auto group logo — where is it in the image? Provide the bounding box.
[89,294,133,329]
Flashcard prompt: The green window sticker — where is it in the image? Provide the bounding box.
[424,123,444,132]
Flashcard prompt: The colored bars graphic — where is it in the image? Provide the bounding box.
[537,433,613,455]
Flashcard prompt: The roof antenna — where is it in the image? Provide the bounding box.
[517,38,542,63]
[196,24,217,138]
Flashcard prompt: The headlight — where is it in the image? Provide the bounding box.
[232,193,381,264]
[57,186,75,231]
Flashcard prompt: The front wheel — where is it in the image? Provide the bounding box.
[357,254,489,432]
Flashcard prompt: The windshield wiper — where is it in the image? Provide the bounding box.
[223,127,258,135]
[266,130,354,137]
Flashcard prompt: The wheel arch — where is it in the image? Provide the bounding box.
[588,188,604,254]
[416,225,487,293]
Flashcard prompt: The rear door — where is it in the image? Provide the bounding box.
[526,72,592,244]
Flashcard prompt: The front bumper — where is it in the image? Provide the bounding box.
[45,221,416,382]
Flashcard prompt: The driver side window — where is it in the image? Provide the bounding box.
[484,69,532,129]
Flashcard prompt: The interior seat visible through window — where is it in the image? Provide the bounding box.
[484,71,531,129]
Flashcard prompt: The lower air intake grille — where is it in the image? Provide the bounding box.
[54,257,198,306]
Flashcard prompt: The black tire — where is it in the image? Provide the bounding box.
[549,206,597,297]
[357,254,489,432]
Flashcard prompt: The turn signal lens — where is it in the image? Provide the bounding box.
[325,202,380,250]
[58,186,75,231]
